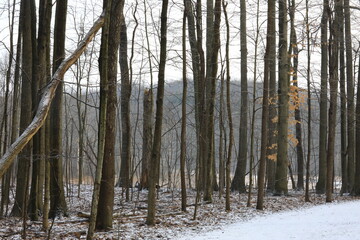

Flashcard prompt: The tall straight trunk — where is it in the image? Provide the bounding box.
[354,57,360,196]
[87,1,111,238]
[29,0,52,220]
[275,0,289,195]
[289,0,304,190]
[203,0,221,202]
[146,0,168,225]
[118,0,131,201]
[180,8,187,212]
[305,0,312,202]
[11,0,33,217]
[338,0,347,194]
[96,0,123,230]
[231,0,248,193]
[49,0,68,218]
[257,0,273,210]
[316,0,329,194]
[184,0,205,192]
[223,0,233,211]
[326,0,340,203]
[344,0,355,193]
[266,0,277,192]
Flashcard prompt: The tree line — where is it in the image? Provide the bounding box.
[0,0,359,239]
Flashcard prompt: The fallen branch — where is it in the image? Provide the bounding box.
[0,12,105,178]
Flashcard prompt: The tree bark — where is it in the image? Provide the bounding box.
[275,0,289,196]
[326,0,340,203]
[316,0,329,195]
[96,0,123,230]
[231,0,248,194]
[146,0,169,225]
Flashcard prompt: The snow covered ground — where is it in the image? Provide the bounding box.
[178,201,360,240]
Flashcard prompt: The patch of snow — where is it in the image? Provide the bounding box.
[178,201,360,240]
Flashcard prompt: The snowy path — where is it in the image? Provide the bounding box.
[178,201,360,240]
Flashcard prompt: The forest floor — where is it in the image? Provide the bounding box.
[0,184,359,239]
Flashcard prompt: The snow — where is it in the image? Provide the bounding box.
[178,201,360,240]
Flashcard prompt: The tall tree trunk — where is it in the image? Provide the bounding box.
[231,0,248,193]
[344,0,355,194]
[87,0,111,238]
[0,0,17,217]
[180,7,187,212]
[203,0,221,203]
[29,0,52,220]
[49,0,68,218]
[266,0,277,193]
[256,0,273,209]
[275,0,289,196]
[289,0,304,191]
[118,0,131,201]
[338,0,347,195]
[96,0,123,230]
[146,0,169,225]
[326,0,340,203]
[223,0,233,211]
[354,56,360,196]
[305,0,312,202]
[316,0,329,195]
[11,0,33,217]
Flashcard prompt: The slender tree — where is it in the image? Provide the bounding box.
[146,0,169,225]
[180,5,187,212]
[257,0,273,210]
[344,0,355,193]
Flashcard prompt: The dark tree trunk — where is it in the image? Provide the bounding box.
[49,0,68,218]
[146,0,169,225]
[11,0,33,218]
[316,0,329,195]
[231,0,248,194]
[326,0,340,203]
[275,0,289,196]
[96,0,123,230]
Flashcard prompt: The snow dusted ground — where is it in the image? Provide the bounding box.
[178,201,360,240]
[1,184,359,239]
